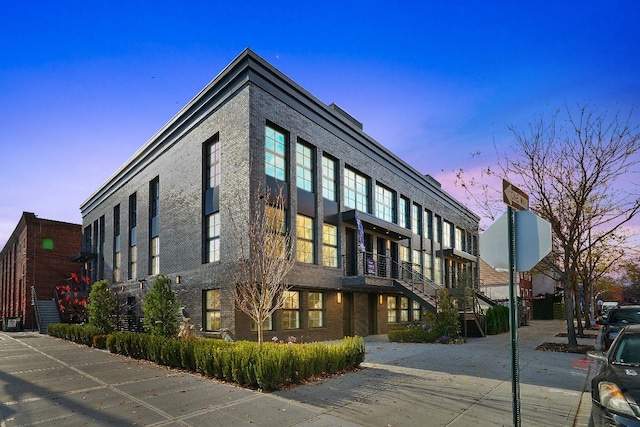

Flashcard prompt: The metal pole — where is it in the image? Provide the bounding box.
[508,206,521,426]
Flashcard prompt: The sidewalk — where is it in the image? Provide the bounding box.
[0,320,595,426]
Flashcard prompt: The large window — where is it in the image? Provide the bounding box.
[424,209,433,240]
[443,221,452,247]
[128,193,137,280]
[308,292,324,328]
[388,297,397,323]
[206,137,221,188]
[375,184,395,223]
[282,291,300,329]
[205,212,221,263]
[265,125,287,181]
[322,223,338,267]
[113,204,121,282]
[435,257,443,284]
[204,289,221,332]
[296,214,315,263]
[344,168,369,213]
[455,227,464,251]
[400,297,410,322]
[411,203,422,235]
[435,215,442,243]
[412,249,422,278]
[412,300,422,322]
[296,142,314,192]
[399,196,409,229]
[322,156,337,201]
[149,177,160,275]
[400,245,411,279]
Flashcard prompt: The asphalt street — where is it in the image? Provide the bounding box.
[0,320,596,426]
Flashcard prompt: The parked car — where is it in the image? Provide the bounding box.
[602,306,640,349]
[588,324,640,426]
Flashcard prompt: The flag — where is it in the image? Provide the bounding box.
[355,212,366,252]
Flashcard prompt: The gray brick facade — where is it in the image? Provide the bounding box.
[80,49,480,342]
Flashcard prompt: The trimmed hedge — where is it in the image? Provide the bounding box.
[388,326,440,343]
[48,323,103,346]
[47,324,365,391]
[107,332,365,390]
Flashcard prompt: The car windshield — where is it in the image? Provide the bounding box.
[613,334,640,365]
[608,309,640,324]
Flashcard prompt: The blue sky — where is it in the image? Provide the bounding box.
[1,1,639,249]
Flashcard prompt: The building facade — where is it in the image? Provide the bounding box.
[80,49,480,341]
[0,212,82,330]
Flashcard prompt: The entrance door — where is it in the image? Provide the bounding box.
[343,292,354,337]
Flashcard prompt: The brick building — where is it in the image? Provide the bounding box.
[0,212,82,330]
[80,49,480,341]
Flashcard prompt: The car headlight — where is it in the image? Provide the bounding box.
[599,381,636,416]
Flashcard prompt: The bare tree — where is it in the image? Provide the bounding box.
[226,183,296,345]
[505,106,640,344]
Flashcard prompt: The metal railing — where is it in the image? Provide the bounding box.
[31,285,41,332]
[344,251,443,300]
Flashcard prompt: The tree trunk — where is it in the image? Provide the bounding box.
[574,290,584,336]
[564,284,577,345]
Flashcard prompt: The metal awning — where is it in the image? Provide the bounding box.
[436,248,477,263]
[342,209,412,241]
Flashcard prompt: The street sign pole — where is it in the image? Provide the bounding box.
[508,206,521,426]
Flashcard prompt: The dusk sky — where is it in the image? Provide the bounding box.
[1,1,639,250]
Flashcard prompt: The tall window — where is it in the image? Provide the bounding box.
[322,155,337,201]
[411,203,421,235]
[375,184,395,223]
[399,197,409,228]
[344,168,369,213]
[400,297,410,322]
[282,291,300,329]
[443,221,452,248]
[206,137,221,188]
[204,289,221,332]
[149,177,160,275]
[128,193,137,280]
[388,297,397,323]
[296,142,314,192]
[435,215,442,243]
[424,252,433,281]
[400,246,411,279]
[455,227,464,251]
[265,125,287,181]
[266,206,286,258]
[424,209,433,240]
[412,249,422,278]
[113,205,121,282]
[435,257,443,284]
[98,216,105,280]
[322,223,338,267]
[308,292,324,328]
[296,214,315,263]
[205,212,221,263]
[412,300,422,321]
[204,135,221,264]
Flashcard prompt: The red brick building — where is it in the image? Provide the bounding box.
[0,212,82,330]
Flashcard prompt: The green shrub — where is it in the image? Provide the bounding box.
[485,305,510,335]
[87,280,117,334]
[143,275,182,338]
[388,325,440,343]
[93,334,108,349]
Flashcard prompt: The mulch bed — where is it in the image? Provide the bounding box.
[535,342,595,354]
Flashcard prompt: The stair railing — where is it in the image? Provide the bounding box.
[31,285,41,333]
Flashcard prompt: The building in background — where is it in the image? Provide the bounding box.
[0,212,81,331]
[79,49,480,341]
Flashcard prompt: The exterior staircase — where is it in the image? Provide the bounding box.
[35,299,61,334]
[392,278,439,313]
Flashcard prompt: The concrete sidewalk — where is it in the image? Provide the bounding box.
[0,320,595,426]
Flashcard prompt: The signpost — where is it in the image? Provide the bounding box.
[480,179,551,427]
